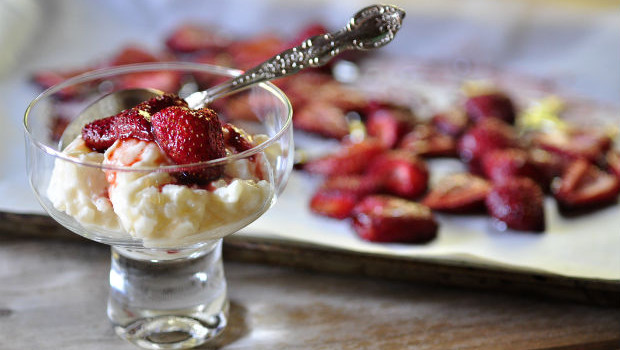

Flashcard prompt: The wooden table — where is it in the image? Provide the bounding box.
[1,235,619,350]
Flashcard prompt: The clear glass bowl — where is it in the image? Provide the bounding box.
[24,62,293,349]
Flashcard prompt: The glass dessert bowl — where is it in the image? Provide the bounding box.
[24,62,293,349]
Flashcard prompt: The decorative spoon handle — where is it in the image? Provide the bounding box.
[186,4,405,108]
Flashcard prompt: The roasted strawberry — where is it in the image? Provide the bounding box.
[398,124,457,157]
[293,102,350,139]
[222,123,254,154]
[532,128,612,163]
[303,138,385,176]
[151,106,226,182]
[431,109,469,137]
[606,150,620,180]
[422,173,491,213]
[289,23,329,48]
[82,112,153,152]
[366,150,429,199]
[164,24,230,53]
[309,175,377,219]
[132,93,188,118]
[528,148,569,188]
[366,106,416,148]
[457,118,517,174]
[481,148,540,184]
[552,158,620,215]
[31,68,93,100]
[228,33,286,70]
[464,92,516,124]
[485,177,546,232]
[350,195,438,243]
[116,70,182,93]
[108,46,160,66]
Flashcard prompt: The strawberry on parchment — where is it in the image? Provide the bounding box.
[350,195,438,243]
[457,118,518,174]
[151,106,226,183]
[606,150,620,180]
[481,148,540,184]
[309,175,378,220]
[464,92,516,124]
[365,150,429,199]
[422,173,491,213]
[485,177,546,232]
[303,138,385,176]
[365,106,416,148]
[164,24,230,54]
[431,109,470,137]
[398,124,457,158]
[532,128,612,163]
[293,102,350,140]
[552,158,620,215]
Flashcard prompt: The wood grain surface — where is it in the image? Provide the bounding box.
[1,237,619,349]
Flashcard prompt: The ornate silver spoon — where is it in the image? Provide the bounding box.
[61,4,405,147]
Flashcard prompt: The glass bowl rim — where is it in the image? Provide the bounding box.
[23,62,293,172]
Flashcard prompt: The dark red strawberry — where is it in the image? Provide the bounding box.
[552,158,620,215]
[431,109,470,137]
[398,124,457,157]
[528,148,569,189]
[165,24,230,53]
[133,93,188,118]
[228,33,287,70]
[606,150,620,180]
[303,138,385,176]
[366,150,429,199]
[366,107,416,148]
[465,92,516,124]
[151,106,226,182]
[222,123,254,154]
[293,102,350,139]
[422,173,491,213]
[481,148,540,184]
[31,68,93,100]
[290,23,329,48]
[485,177,546,232]
[309,175,378,219]
[457,118,518,174]
[350,195,438,243]
[109,46,160,66]
[532,128,612,163]
[117,70,182,94]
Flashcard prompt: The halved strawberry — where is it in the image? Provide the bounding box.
[422,173,491,213]
[303,138,385,176]
[108,46,160,66]
[431,109,469,137]
[465,92,516,124]
[532,128,612,163]
[309,175,377,219]
[31,68,94,100]
[366,106,416,148]
[485,177,546,232]
[606,150,620,180]
[552,158,620,215]
[164,24,230,53]
[228,33,287,70]
[398,124,457,157]
[293,102,350,139]
[457,118,518,174]
[222,123,254,154]
[151,106,226,182]
[350,195,438,243]
[365,150,429,199]
[528,148,569,189]
[481,148,540,184]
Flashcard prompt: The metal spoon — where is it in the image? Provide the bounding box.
[61,4,405,148]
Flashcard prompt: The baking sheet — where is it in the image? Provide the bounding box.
[1,0,619,281]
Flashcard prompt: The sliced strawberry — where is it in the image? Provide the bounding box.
[606,150,620,180]
[481,148,540,184]
[289,23,329,48]
[222,123,254,154]
[116,70,182,94]
[485,177,546,232]
[532,128,612,163]
[350,195,438,243]
[528,148,569,189]
[398,124,457,157]
[309,175,377,219]
[164,24,230,53]
[303,138,385,176]
[366,106,416,148]
[31,68,93,100]
[552,158,620,215]
[366,150,429,199]
[228,33,287,70]
[457,118,518,174]
[293,102,350,139]
[151,106,226,182]
[465,92,516,124]
[108,46,160,66]
[422,173,491,213]
[431,109,470,137]
[50,114,71,142]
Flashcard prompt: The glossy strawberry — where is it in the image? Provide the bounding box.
[350,195,438,243]
[528,148,569,188]
[398,124,457,157]
[485,177,545,232]
[457,118,518,174]
[431,109,469,137]
[533,128,612,163]
[552,158,620,215]
[422,173,491,213]
[151,106,226,182]
[465,92,516,124]
[82,112,153,152]
[366,106,416,148]
[293,102,350,139]
[165,24,230,53]
[366,150,429,199]
[481,148,540,184]
[303,138,385,176]
[309,175,377,219]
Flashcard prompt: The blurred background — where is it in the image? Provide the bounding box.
[0,0,619,213]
